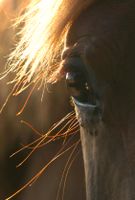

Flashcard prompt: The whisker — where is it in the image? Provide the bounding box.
[62,149,81,200]
[20,120,42,136]
[10,112,75,157]
[56,139,80,200]
[16,80,40,116]
[10,112,77,167]
[6,138,79,200]
[0,84,16,113]
[36,129,79,149]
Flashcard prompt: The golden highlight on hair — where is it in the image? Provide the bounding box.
[2,0,95,94]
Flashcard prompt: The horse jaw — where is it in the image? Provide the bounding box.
[75,102,135,200]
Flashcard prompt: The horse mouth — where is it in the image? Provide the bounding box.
[73,96,98,109]
[72,97,102,136]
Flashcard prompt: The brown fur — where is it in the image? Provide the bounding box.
[62,0,135,199]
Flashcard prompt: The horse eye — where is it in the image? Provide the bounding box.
[66,71,96,105]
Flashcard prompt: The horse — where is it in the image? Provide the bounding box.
[3,0,135,199]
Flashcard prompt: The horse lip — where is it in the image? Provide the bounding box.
[73,97,97,109]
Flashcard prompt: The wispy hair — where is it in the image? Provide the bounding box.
[2,0,94,93]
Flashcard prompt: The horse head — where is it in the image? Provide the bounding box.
[62,1,135,199]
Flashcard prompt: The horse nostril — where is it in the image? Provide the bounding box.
[63,55,101,107]
[66,71,96,105]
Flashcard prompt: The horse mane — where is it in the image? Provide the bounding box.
[1,0,95,94]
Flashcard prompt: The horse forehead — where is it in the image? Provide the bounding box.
[66,0,135,45]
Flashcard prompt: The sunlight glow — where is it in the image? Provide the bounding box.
[0,0,4,7]
[19,0,63,81]
[1,0,94,96]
